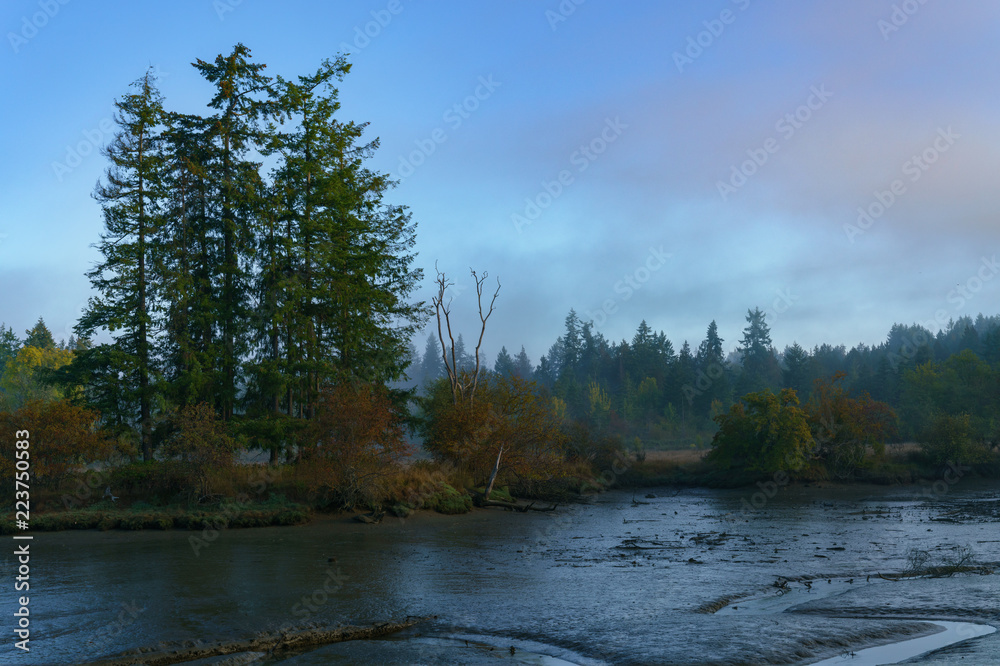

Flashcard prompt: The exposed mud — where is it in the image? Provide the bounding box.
[5,479,999,664]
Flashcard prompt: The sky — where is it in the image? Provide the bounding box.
[2,0,1000,368]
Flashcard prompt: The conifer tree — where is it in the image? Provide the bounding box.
[193,43,274,420]
[74,69,166,460]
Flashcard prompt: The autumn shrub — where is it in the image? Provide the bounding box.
[296,381,412,510]
[161,403,241,501]
[0,399,116,489]
[707,389,814,475]
[806,373,898,477]
[420,373,569,490]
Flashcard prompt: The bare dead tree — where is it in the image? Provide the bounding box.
[432,264,460,403]
[431,264,500,406]
[431,264,509,502]
[470,268,501,404]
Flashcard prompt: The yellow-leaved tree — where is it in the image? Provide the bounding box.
[0,345,74,412]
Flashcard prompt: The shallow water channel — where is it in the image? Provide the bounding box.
[5,480,1000,664]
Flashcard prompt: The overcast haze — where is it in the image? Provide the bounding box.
[3,0,1000,366]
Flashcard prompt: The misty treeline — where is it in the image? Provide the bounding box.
[413,307,1000,464]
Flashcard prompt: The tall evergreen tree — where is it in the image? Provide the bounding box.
[494,346,516,378]
[263,56,425,417]
[193,43,274,420]
[782,342,811,397]
[24,318,55,349]
[74,69,166,460]
[514,346,533,379]
[696,320,725,370]
[158,111,221,410]
[419,333,445,387]
[736,307,781,394]
[0,324,19,377]
[676,340,696,423]
[693,320,730,417]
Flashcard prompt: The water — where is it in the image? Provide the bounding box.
[4,480,999,664]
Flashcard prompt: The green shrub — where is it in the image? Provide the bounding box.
[921,413,992,467]
[424,484,472,514]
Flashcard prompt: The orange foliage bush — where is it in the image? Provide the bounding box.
[299,382,412,509]
[0,399,115,488]
[421,373,569,487]
[807,372,898,475]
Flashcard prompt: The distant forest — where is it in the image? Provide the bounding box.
[408,308,1000,449]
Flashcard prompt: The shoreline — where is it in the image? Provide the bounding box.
[4,463,998,535]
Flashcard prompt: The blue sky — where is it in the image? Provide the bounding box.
[3,0,1000,366]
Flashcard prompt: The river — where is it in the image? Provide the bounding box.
[4,479,999,664]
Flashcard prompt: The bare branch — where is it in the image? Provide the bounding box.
[470,269,501,403]
[431,263,459,403]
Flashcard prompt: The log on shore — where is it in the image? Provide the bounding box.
[474,496,559,512]
[90,617,427,666]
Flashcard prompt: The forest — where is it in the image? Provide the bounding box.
[2,45,999,531]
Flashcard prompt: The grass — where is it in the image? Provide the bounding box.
[0,493,311,535]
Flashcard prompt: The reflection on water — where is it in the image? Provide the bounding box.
[3,480,998,664]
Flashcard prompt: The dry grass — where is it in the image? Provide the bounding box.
[643,449,710,466]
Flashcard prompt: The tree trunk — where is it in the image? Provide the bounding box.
[484,446,504,501]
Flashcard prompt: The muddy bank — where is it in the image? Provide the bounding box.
[89,618,425,665]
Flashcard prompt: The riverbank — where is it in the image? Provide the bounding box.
[4,444,998,535]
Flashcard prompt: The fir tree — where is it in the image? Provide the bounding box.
[74,69,166,460]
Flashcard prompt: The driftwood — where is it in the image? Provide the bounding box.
[90,618,427,666]
[355,510,385,524]
[474,496,558,512]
